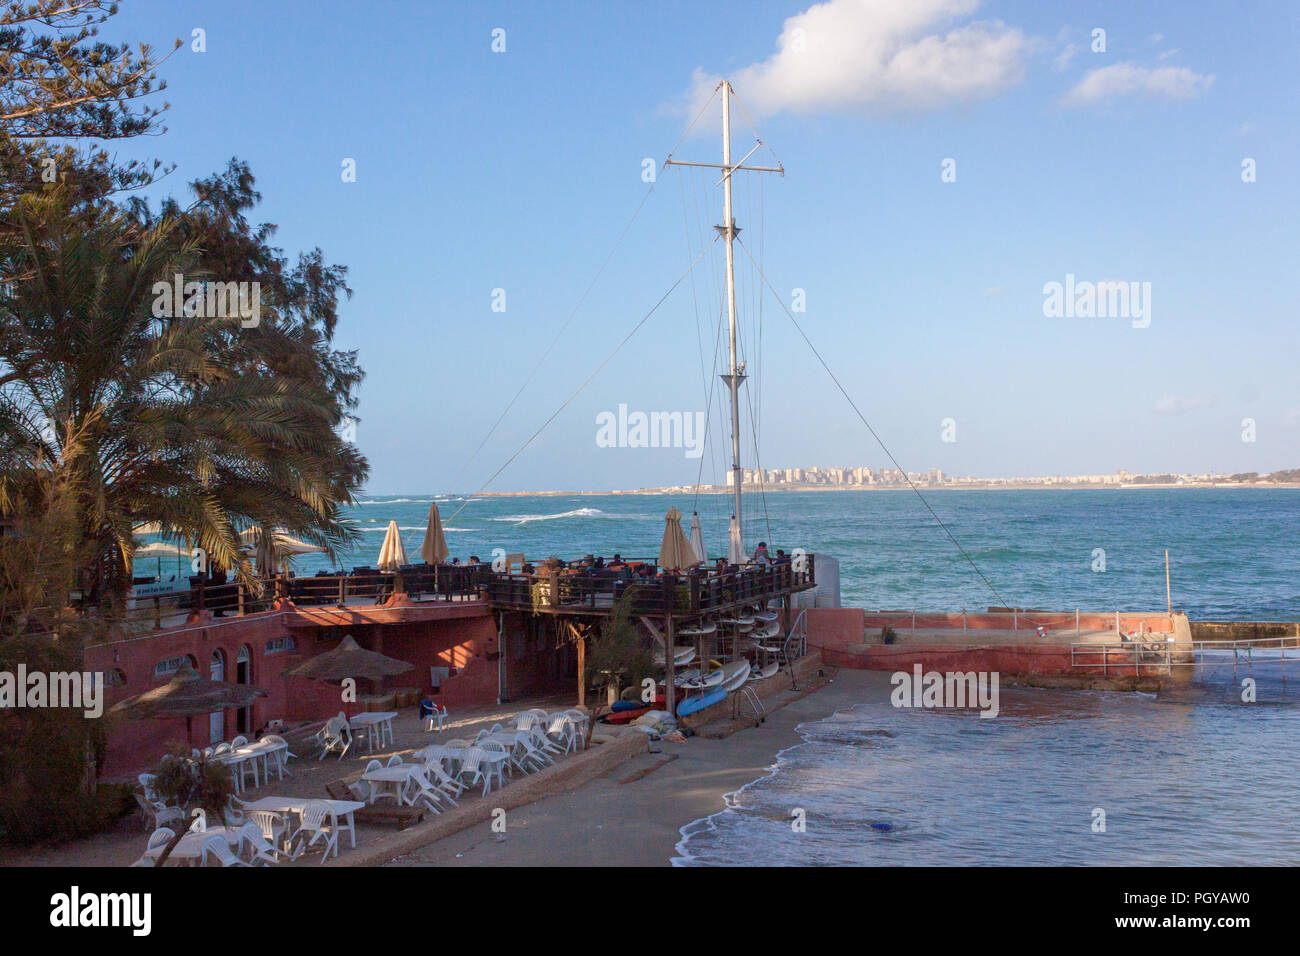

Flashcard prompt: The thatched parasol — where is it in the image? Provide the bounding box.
[282,635,413,716]
[109,659,268,746]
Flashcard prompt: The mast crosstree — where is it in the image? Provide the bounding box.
[665,81,782,560]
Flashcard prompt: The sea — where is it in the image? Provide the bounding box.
[169,486,1300,865]
[278,487,1300,620]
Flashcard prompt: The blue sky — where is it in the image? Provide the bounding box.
[103,0,1299,494]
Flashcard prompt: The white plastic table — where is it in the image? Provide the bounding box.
[213,740,287,793]
[242,797,365,853]
[144,826,241,865]
[349,711,397,752]
[361,764,425,805]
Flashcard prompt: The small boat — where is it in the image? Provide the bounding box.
[677,686,725,717]
[678,622,717,637]
[718,614,755,628]
[752,609,779,623]
[718,660,752,693]
[748,661,780,682]
[676,664,725,690]
[755,620,780,639]
[653,645,697,666]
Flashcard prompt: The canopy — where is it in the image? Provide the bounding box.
[420,502,449,564]
[689,512,706,564]
[282,635,413,682]
[239,526,325,575]
[377,519,408,571]
[133,541,191,560]
[109,659,268,745]
[658,506,697,571]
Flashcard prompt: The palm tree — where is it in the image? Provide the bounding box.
[0,187,366,608]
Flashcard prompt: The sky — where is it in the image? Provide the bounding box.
[101,0,1299,494]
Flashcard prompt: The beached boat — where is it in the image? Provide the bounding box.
[676,664,726,690]
[748,661,780,682]
[676,686,726,717]
[654,645,697,666]
[717,659,752,693]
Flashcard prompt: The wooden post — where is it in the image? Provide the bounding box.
[665,614,676,719]
[1170,546,1180,629]
[574,621,586,708]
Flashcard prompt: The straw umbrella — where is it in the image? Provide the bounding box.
[689,512,706,565]
[658,507,696,572]
[109,659,268,747]
[282,635,413,717]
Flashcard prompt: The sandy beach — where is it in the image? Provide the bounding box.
[386,668,890,867]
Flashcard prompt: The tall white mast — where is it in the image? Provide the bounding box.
[664,81,782,563]
[720,82,745,547]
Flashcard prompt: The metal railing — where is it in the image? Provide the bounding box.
[485,556,816,617]
[1071,635,1300,679]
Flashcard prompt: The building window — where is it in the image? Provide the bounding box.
[265,636,295,655]
[154,655,195,678]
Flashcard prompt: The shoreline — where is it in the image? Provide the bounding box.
[447,484,1300,499]
[383,669,890,867]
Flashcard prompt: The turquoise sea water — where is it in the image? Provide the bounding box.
[276,488,1299,619]
[673,675,1300,866]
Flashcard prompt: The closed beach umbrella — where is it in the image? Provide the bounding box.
[252,528,276,577]
[728,515,744,566]
[658,506,696,571]
[420,502,449,565]
[109,659,268,746]
[377,519,408,571]
[689,512,706,564]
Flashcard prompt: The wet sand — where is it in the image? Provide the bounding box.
[386,669,892,866]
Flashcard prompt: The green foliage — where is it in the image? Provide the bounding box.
[149,748,234,820]
[585,589,654,698]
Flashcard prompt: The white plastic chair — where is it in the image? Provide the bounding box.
[237,821,286,865]
[546,714,577,755]
[248,809,290,853]
[316,716,352,760]
[230,735,248,749]
[385,754,404,767]
[404,768,450,813]
[459,746,503,797]
[138,773,159,802]
[200,834,248,867]
[289,800,339,864]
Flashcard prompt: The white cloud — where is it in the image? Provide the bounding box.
[1062,63,1214,106]
[681,0,1028,118]
[1157,48,1180,61]
[1154,394,1215,415]
[1052,42,1078,72]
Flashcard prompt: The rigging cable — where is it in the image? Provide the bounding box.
[444,237,720,526]
[450,85,724,493]
[734,235,1016,613]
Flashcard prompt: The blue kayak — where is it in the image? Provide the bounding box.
[677,687,725,717]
